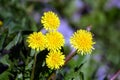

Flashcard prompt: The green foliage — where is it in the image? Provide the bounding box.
[0,55,13,80]
[0,1,38,79]
[0,71,12,80]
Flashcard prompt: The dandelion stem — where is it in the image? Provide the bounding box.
[110,69,120,80]
[30,52,37,80]
[65,49,76,64]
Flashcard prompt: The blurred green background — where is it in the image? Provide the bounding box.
[0,0,120,80]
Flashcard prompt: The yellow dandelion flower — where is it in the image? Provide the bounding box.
[41,11,60,31]
[0,20,3,27]
[26,32,46,51]
[70,29,95,55]
[46,51,65,69]
[46,31,65,51]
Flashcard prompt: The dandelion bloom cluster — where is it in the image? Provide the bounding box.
[26,11,96,70]
[46,51,65,69]
[41,11,60,31]
[26,32,46,51]
[70,29,95,55]
[46,31,65,51]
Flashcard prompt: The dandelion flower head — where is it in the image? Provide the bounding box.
[26,32,46,51]
[70,29,95,55]
[46,51,65,69]
[0,20,3,27]
[41,11,60,31]
[46,31,65,51]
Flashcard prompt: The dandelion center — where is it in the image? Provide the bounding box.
[70,29,95,55]
[26,32,46,51]
[41,11,60,31]
[46,51,65,69]
[46,31,65,51]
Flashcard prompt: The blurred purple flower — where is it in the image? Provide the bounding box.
[96,65,109,80]
[33,12,41,23]
[58,19,74,46]
[106,0,120,9]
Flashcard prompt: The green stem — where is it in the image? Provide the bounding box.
[30,53,37,80]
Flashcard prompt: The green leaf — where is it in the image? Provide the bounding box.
[0,33,7,49]
[0,71,12,80]
[74,62,86,72]
[79,71,84,80]
[0,55,10,66]
[30,49,35,57]
[5,32,22,50]
[16,73,23,80]
[25,59,33,70]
